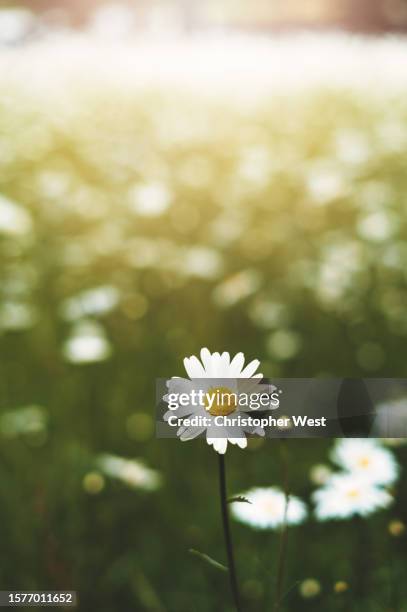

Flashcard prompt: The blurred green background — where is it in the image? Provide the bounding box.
[1,2,407,611]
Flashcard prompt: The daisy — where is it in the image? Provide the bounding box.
[97,454,162,491]
[331,438,399,486]
[313,473,393,520]
[231,487,307,530]
[62,320,112,364]
[309,464,332,485]
[163,348,274,454]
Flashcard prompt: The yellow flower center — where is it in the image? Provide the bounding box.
[205,386,237,416]
[358,456,370,468]
[262,499,277,514]
[347,488,360,499]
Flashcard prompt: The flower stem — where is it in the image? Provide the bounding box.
[218,453,243,612]
[274,440,290,612]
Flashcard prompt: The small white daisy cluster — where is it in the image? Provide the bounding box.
[313,439,399,520]
[231,487,307,530]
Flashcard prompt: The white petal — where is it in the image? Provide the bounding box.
[219,351,231,376]
[240,359,260,378]
[215,438,228,454]
[229,437,248,449]
[209,352,221,376]
[200,347,213,374]
[212,352,230,377]
[229,352,245,376]
[207,437,228,454]
[165,377,196,394]
[163,404,202,421]
[179,425,206,440]
[183,355,206,378]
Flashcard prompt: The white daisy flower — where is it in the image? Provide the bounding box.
[0,194,32,236]
[231,487,307,530]
[309,464,332,486]
[331,439,399,486]
[163,348,274,454]
[97,454,162,491]
[60,285,119,321]
[313,473,393,520]
[129,181,173,217]
[62,320,112,364]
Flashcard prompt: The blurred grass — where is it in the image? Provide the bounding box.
[1,36,407,611]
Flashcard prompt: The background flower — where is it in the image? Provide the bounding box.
[331,438,399,486]
[97,454,162,491]
[231,487,307,529]
[313,473,393,520]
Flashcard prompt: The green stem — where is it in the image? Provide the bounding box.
[218,453,243,612]
[274,440,290,612]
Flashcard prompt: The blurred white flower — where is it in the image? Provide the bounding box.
[316,241,365,303]
[129,181,173,217]
[60,286,120,321]
[231,487,307,529]
[211,211,246,246]
[36,170,72,200]
[309,464,332,485]
[164,348,272,454]
[331,439,399,486]
[357,211,396,242]
[299,578,321,599]
[180,246,223,279]
[97,454,161,491]
[0,405,47,438]
[313,473,393,520]
[249,300,288,329]
[0,194,32,236]
[237,146,275,187]
[266,329,301,361]
[0,301,37,331]
[334,130,370,166]
[213,270,261,308]
[62,320,112,364]
[0,8,35,45]
[306,163,348,204]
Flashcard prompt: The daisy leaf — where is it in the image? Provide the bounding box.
[188,549,228,573]
[227,496,252,504]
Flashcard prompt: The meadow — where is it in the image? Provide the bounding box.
[1,33,407,611]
